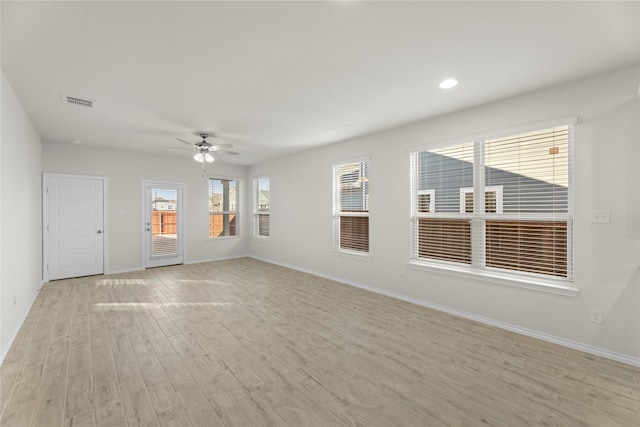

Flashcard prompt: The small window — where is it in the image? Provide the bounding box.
[333,159,369,254]
[459,186,503,213]
[254,176,270,237]
[209,178,238,238]
[417,189,435,213]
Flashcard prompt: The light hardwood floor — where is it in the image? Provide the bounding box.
[1,258,638,426]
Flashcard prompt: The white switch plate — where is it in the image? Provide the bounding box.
[590,210,610,224]
[590,309,603,324]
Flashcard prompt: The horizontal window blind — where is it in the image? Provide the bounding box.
[340,216,370,252]
[411,123,573,280]
[486,220,568,277]
[255,176,270,237]
[258,214,270,237]
[482,125,571,277]
[419,143,474,213]
[209,178,238,238]
[418,218,471,264]
[485,126,569,214]
[334,159,369,253]
[411,143,473,263]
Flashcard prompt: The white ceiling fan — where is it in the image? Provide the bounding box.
[166,132,239,176]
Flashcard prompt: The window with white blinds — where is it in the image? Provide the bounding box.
[209,178,238,238]
[254,176,270,237]
[334,159,369,254]
[410,124,573,280]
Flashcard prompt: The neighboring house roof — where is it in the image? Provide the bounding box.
[258,190,270,205]
[418,152,568,213]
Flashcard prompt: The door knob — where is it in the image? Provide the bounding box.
[97,230,103,234]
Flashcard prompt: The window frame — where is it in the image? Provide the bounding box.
[409,118,577,294]
[207,176,240,240]
[253,175,270,239]
[333,157,371,257]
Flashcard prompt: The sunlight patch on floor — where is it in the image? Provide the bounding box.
[92,302,232,310]
[96,278,151,286]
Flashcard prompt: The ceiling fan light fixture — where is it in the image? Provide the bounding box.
[193,152,215,163]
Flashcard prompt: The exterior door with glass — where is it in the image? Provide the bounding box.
[143,181,184,268]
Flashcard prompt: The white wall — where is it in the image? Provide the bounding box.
[42,144,249,273]
[1,71,43,359]
[249,65,640,362]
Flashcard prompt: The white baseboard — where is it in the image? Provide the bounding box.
[0,287,40,366]
[250,256,640,367]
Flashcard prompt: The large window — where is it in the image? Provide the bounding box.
[209,178,238,238]
[333,159,369,254]
[254,176,270,237]
[411,124,572,279]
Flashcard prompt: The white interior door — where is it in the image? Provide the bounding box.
[46,175,105,280]
[144,181,184,268]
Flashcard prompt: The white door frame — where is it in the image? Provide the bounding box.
[141,180,186,268]
[42,173,109,282]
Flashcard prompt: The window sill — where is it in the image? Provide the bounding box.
[252,235,270,241]
[408,260,578,297]
[332,249,371,261]
[207,236,240,242]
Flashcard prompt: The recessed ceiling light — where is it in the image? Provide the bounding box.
[439,79,458,89]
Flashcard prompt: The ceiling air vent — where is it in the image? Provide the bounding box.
[63,95,94,108]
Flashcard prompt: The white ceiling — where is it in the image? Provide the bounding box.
[2,1,639,166]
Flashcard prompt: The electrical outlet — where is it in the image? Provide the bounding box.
[590,309,603,324]
[398,272,404,281]
[590,210,610,224]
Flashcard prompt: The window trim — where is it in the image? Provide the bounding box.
[333,156,370,256]
[410,118,576,289]
[253,175,270,239]
[207,176,240,240]
[407,116,578,155]
[408,260,578,297]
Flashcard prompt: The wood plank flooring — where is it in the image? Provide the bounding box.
[1,258,639,426]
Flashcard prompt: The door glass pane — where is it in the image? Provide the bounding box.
[151,188,178,256]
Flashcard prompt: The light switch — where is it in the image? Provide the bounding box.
[590,210,610,224]
[115,208,126,216]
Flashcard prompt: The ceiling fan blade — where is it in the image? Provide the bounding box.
[215,150,240,156]
[210,143,233,151]
[163,146,193,151]
[177,138,194,146]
